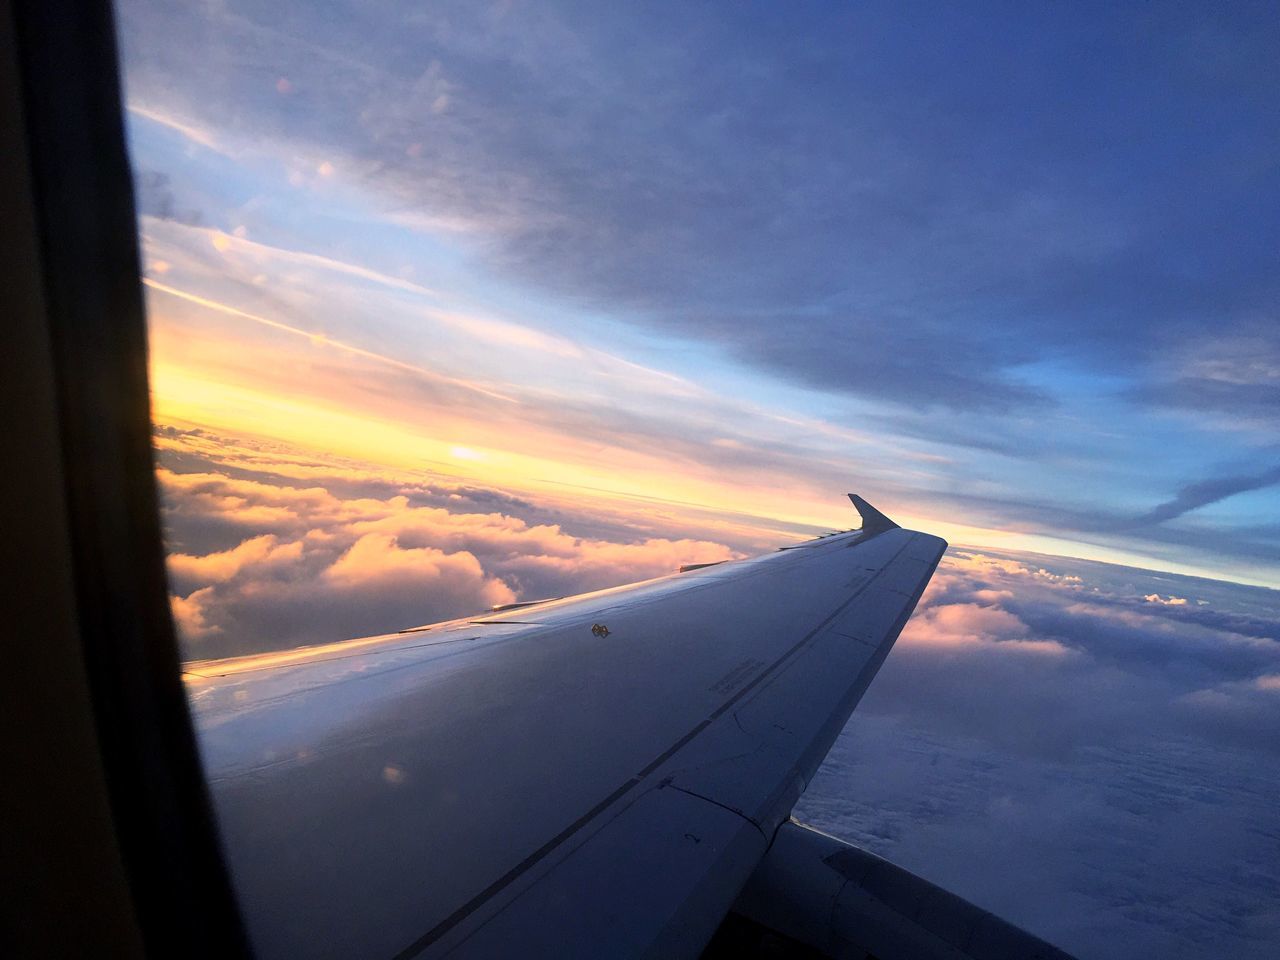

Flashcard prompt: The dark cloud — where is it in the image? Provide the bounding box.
[1138,377,1280,424]
[1123,465,1280,529]
[133,168,203,225]
[117,0,1280,412]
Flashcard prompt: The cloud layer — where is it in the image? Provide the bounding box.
[156,424,1280,958]
[158,426,740,657]
[798,548,1280,959]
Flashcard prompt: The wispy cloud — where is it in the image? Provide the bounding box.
[145,276,519,404]
[127,102,226,153]
[1124,464,1280,528]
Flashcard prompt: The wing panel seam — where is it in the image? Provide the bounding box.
[392,533,925,959]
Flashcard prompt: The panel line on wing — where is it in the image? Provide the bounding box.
[663,782,768,841]
[705,538,913,725]
[390,777,644,960]
[390,535,920,960]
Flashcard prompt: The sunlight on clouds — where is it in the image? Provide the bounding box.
[156,427,745,656]
[324,533,515,607]
[151,363,774,530]
[171,586,218,638]
[899,602,1075,657]
[133,218,1270,583]
[169,534,302,583]
[1144,593,1189,606]
[140,219,711,393]
[135,217,962,536]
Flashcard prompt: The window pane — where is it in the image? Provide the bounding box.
[113,4,1280,960]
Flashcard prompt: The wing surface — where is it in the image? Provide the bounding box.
[186,497,946,959]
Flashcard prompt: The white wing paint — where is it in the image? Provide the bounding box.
[185,497,1073,959]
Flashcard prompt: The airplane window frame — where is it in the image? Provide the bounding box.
[7,0,250,954]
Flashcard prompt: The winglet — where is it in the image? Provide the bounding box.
[848,494,899,536]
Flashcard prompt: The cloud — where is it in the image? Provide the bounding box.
[1137,335,1280,427]
[136,214,971,551]
[168,534,303,587]
[132,168,203,225]
[116,1,1280,415]
[127,104,226,154]
[157,432,741,657]
[899,603,1075,657]
[113,1,1280,588]
[345,503,737,594]
[797,547,1280,959]
[320,533,516,612]
[151,415,1280,958]
[1124,464,1280,529]
[144,276,520,405]
[170,586,218,638]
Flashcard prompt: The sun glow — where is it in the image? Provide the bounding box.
[136,229,1274,588]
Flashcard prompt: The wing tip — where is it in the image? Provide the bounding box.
[847,493,900,535]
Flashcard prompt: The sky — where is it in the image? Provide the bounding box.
[113,3,1280,958]
[114,0,1279,588]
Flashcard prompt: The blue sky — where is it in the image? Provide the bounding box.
[116,0,1279,584]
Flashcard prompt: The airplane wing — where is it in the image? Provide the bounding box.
[184,496,1072,959]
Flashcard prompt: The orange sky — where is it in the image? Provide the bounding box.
[142,234,1274,591]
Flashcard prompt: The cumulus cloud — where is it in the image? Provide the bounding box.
[157,430,740,657]
[170,586,218,639]
[168,534,303,587]
[154,417,1280,958]
[899,602,1075,657]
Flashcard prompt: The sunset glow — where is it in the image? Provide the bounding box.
[112,5,1280,956]
[118,1,1279,657]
